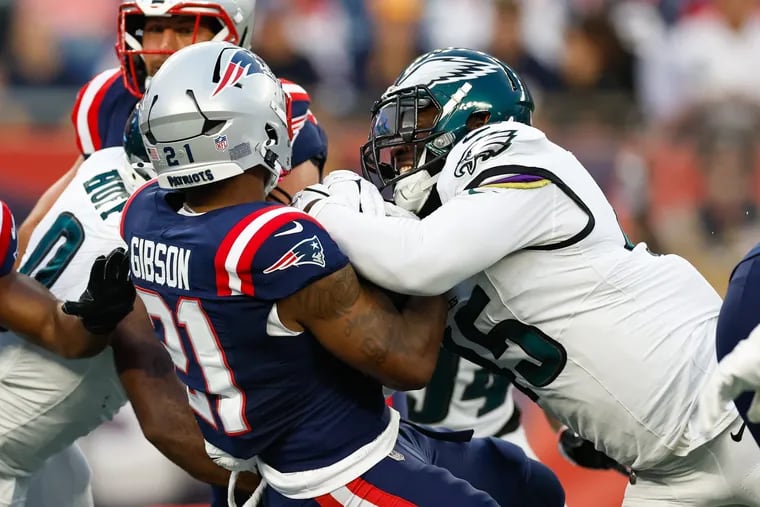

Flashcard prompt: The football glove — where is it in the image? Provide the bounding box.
[291,183,331,215]
[558,427,637,484]
[322,170,387,217]
[62,247,136,334]
[700,323,760,426]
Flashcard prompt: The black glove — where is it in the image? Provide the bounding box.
[62,247,136,334]
[558,427,621,470]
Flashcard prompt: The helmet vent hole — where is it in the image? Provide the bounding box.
[265,123,278,143]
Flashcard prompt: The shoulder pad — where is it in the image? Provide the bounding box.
[437,122,553,202]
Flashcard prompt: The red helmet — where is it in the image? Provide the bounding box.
[116,0,256,97]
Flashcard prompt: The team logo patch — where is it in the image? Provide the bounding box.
[454,128,517,177]
[212,49,270,97]
[263,235,326,274]
[214,135,229,151]
[387,54,501,94]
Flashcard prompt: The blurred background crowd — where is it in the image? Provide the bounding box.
[2,0,760,505]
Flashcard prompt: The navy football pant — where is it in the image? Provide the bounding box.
[211,396,410,507]
[716,246,760,446]
[253,421,564,507]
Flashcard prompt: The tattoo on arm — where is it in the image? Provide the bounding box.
[294,266,409,368]
[296,266,360,319]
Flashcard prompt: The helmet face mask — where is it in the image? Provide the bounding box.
[361,86,451,191]
[117,0,255,98]
[361,47,535,214]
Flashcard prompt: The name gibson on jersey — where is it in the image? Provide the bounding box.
[130,237,191,290]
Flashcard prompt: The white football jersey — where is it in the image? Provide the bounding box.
[0,147,134,476]
[407,352,517,438]
[314,121,731,471]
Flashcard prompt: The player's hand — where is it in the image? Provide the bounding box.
[322,170,387,217]
[62,247,136,334]
[700,323,760,425]
[291,183,331,214]
[384,201,419,219]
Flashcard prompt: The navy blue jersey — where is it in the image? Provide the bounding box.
[120,182,389,472]
[72,69,327,168]
[0,201,18,276]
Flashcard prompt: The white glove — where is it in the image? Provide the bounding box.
[384,201,420,219]
[700,323,760,429]
[322,169,387,217]
[290,183,330,215]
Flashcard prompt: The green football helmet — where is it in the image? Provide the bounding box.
[361,47,534,214]
[123,104,156,184]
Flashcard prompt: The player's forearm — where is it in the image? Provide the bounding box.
[48,307,110,358]
[358,283,448,390]
[0,272,107,358]
[392,294,449,389]
[128,370,260,491]
[113,309,260,491]
[316,196,514,295]
[315,204,447,295]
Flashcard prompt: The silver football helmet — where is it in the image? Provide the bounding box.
[139,41,291,193]
[117,0,257,97]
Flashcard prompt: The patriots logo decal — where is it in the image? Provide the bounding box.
[212,49,268,97]
[263,235,326,274]
[388,55,501,92]
[454,128,518,177]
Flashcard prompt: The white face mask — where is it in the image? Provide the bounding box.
[393,169,439,214]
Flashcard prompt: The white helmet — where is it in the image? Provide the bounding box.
[117,0,256,97]
[139,41,291,193]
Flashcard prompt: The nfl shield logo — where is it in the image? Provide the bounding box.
[214,135,229,151]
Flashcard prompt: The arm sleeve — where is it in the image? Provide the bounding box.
[314,184,586,295]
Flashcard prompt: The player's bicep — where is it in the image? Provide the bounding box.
[279,264,405,382]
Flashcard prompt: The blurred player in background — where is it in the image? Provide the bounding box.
[123,41,565,507]
[295,47,760,506]
[17,0,327,262]
[407,353,537,456]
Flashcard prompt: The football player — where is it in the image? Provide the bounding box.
[17,0,327,262]
[122,41,564,507]
[700,241,760,446]
[0,202,132,359]
[0,110,260,507]
[295,47,760,506]
[407,353,538,457]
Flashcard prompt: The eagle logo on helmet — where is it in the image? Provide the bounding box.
[387,55,502,95]
[454,127,518,177]
[211,49,272,97]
